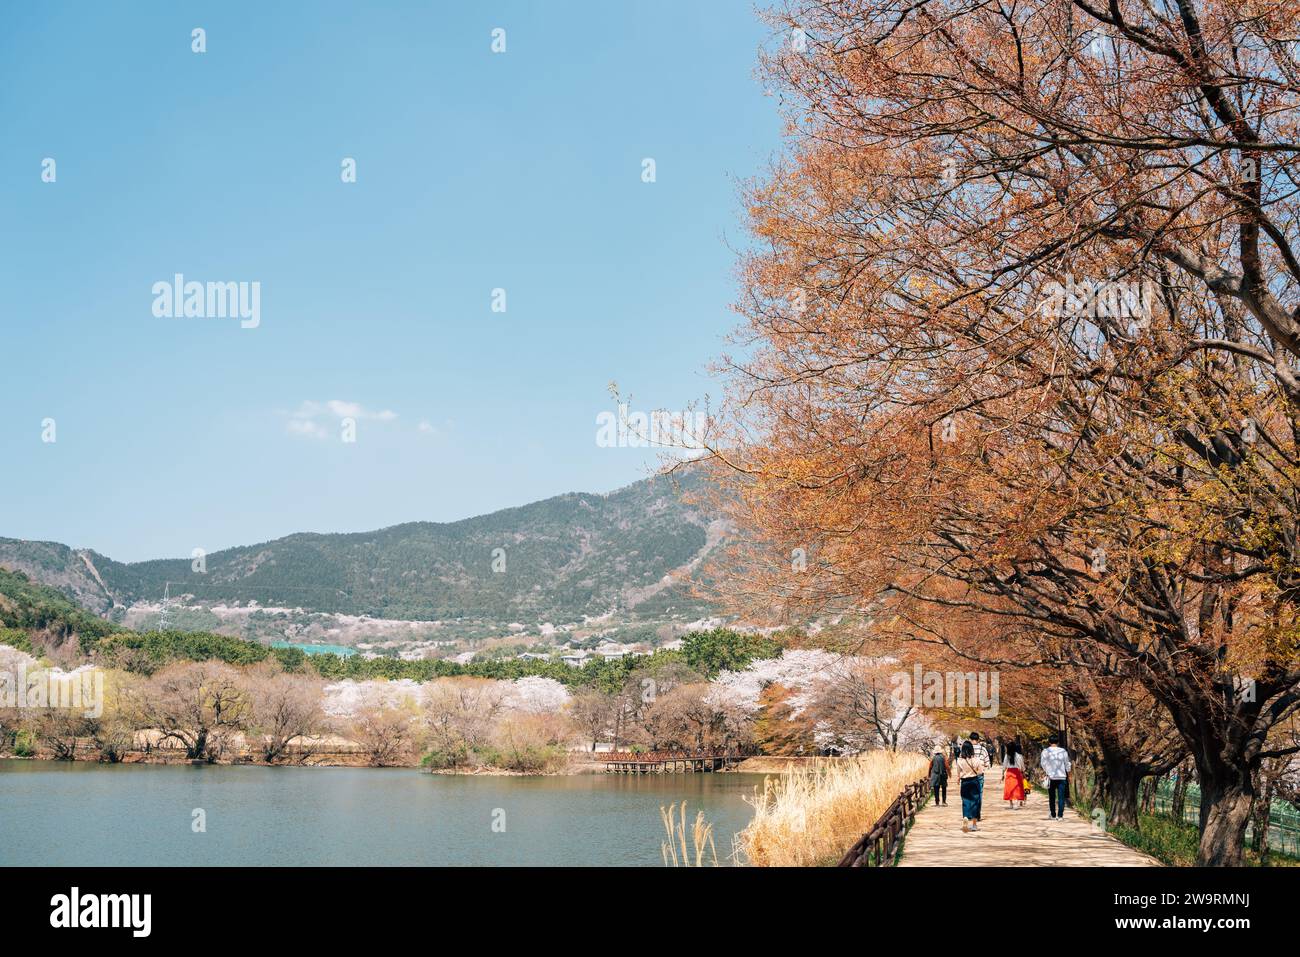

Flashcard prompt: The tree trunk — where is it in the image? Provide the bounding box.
[1250,772,1275,861]
[1071,754,1107,811]
[1101,749,1142,829]
[1140,776,1156,814]
[1146,669,1266,866]
[1171,762,1191,822]
[1107,764,1138,832]
[1196,766,1254,867]
[1068,758,1088,807]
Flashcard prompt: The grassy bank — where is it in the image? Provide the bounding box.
[1107,812,1297,867]
[1072,800,1299,868]
[738,750,929,866]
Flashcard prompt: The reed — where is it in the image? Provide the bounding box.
[739,750,929,866]
[660,800,719,867]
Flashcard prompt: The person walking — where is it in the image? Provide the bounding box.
[1002,740,1026,808]
[956,741,982,832]
[929,745,949,807]
[1039,733,1072,820]
[968,732,990,819]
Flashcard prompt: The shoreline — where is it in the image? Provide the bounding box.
[0,751,813,775]
[0,749,609,775]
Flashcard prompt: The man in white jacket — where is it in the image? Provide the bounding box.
[1039,733,1072,820]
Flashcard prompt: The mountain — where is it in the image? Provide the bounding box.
[0,471,724,629]
[0,565,117,651]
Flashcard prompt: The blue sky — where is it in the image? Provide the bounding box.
[0,1,782,562]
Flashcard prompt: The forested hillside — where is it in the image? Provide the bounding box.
[0,471,721,624]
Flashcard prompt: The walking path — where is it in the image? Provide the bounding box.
[898,767,1161,866]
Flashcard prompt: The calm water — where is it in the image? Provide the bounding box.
[270,641,357,656]
[0,760,765,866]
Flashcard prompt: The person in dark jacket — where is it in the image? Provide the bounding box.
[929,746,949,806]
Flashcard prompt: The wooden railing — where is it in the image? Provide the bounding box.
[837,776,930,867]
[596,749,740,762]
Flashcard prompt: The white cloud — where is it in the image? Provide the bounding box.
[325,400,361,419]
[286,418,329,440]
[285,399,399,438]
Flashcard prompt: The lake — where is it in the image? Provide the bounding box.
[270,641,357,656]
[0,760,766,866]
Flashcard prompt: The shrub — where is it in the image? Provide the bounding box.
[493,743,566,773]
[487,714,572,773]
[421,745,469,770]
[0,628,32,654]
[13,728,37,757]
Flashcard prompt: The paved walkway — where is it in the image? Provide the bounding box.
[898,768,1161,866]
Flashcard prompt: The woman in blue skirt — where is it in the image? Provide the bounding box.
[956,740,982,832]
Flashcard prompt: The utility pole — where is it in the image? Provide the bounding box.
[159,582,172,631]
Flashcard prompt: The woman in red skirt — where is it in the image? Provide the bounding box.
[1002,740,1026,808]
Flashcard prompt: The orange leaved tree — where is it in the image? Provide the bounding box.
[706,0,1300,865]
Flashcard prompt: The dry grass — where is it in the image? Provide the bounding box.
[739,750,930,867]
[660,801,719,866]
